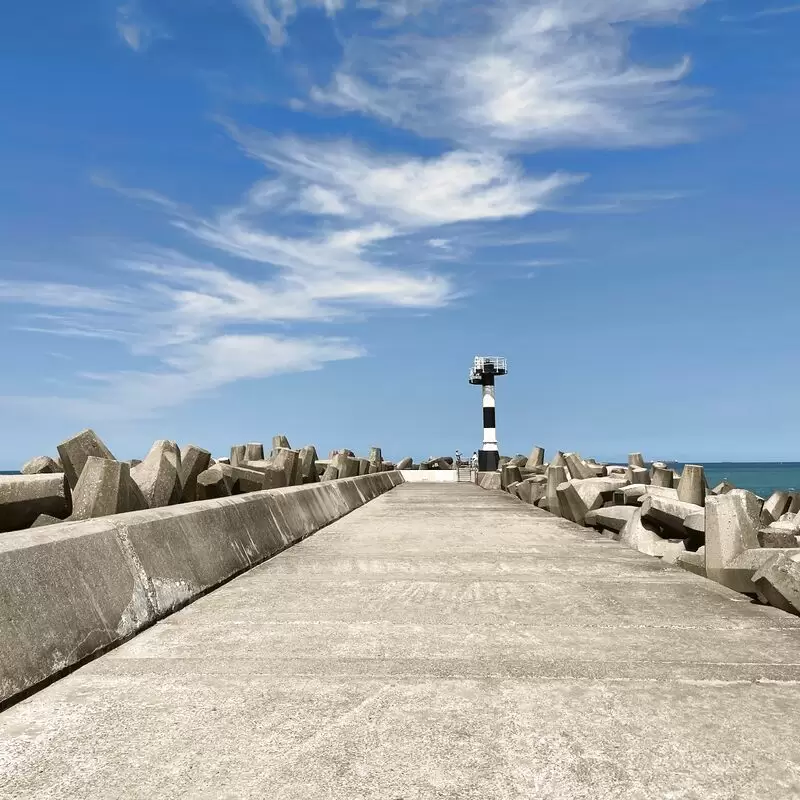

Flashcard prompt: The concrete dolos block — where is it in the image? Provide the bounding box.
[640,495,704,537]
[615,484,678,506]
[368,447,383,475]
[273,449,301,486]
[272,434,291,455]
[525,446,545,469]
[332,453,360,479]
[299,446,320,484]
[752,552,800,616]
[244,443,264,462]
[678,464,706,507]
[705,490,762,593]
[230,445,246,467]
[131,441,182,509]
[584,505,636,534]
[556,478,627,526]
[545,465,567,518]
[196,466,232,500]
[320,464,339,482]
[180,445,212,503]
[0,474,72,533]
[0,471,404,708]
[501,464,522,490]
[56,428,116,490]
[651,466,674,488]
[238,460,287,491]
[761,492,793,526]
[628,453,645,468]
[21,456,60,475]
[563,453,593,480]
[620,508,685,562]
[517,477,547,506]
[71,457,146,520]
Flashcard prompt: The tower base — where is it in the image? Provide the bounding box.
[478,450,500,472]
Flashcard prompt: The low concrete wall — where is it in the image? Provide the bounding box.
[0,472,403,708]
[399,470,458,483]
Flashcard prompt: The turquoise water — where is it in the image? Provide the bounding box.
[674,463,800,498]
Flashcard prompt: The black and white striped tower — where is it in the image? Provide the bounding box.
[469,356,508,472]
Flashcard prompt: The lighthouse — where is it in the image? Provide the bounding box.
[469,356,508,472]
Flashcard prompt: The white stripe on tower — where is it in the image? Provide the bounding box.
[482,382,498,452]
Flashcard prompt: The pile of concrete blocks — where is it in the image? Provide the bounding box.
[416,456,455,471]
[1,429,402,534]
[494,444,800,615]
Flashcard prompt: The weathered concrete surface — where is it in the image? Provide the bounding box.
[0,473,71,532]
[195,464,231,500]
[3,484,800,798]
[0,473,402,709]
[56,428,115,490]
[20,456,60,475]
[70,457,145,519]
[179,445,212,503]
[476,471,500,490]
[0,518,152,703]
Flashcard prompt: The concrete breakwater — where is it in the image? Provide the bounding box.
[484,447,800,618]
[0,429,416,534]
[0,428,460,535]
[0,469,404,708]
[0,427,413,708]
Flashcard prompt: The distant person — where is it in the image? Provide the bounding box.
[471,452,478,470]
[455,449,462,467]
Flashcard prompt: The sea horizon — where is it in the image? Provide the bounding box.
[4,460,800,497]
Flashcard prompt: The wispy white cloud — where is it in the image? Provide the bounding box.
[222,124,582,228]
[0,335,362,421]
[236,0,345,46]
[0,281,129,311]
[116,2,167,52]
[89,334,362,416]
[11,125,578,416]
[6,0,705,421]
[721,5,800,21]
[550,190,688,214]
[9,123,576,416]
[312,0,706,150]
[90,174,196,220]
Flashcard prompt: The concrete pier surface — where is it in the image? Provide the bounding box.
[3,484,800,798]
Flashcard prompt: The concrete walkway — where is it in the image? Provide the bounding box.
[2,483,800,799]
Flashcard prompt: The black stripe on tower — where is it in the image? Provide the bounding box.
[481,373,496,387]
[483,407,496,428]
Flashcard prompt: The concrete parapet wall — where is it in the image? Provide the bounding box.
[400,470,458,483]
[0,471,403,708]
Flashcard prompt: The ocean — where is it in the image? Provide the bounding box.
[3,463,800,497]
[675,463,800,498]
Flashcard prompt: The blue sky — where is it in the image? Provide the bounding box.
[2,0,800,467]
